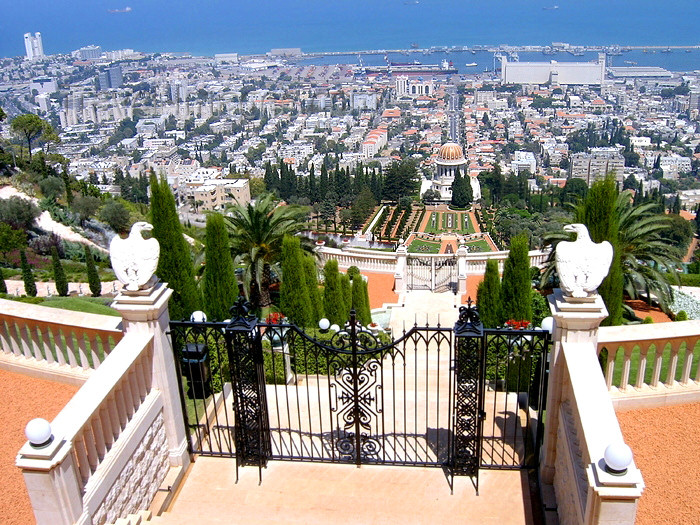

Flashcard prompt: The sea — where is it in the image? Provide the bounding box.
[3,0,700,72]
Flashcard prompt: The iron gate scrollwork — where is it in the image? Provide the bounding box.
[434,256,457,293]
[407,256,431,290]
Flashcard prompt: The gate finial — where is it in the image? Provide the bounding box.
[454,300,483,337]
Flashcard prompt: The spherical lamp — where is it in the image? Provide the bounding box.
[318,318,330,331]
[190,311,207,323]
[330,324,340,332]
[25,418,53,448]
[604,442,633,475]
[541,316,555,335]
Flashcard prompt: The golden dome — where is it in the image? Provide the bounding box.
[437,142,465,163]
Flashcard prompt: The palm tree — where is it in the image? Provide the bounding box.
[225,194,314,313]
[541,188,682,317]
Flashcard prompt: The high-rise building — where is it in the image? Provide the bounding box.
[24,32,45,60]
[98,66,124,91]
[570,147,625,185]
[77,45,102,60]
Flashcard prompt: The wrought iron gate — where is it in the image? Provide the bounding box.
[407,256,431,290]
[169,301,549,487]
[434,256,457,293]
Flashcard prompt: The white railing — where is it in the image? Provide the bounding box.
[0,298,123,381]
[16,332,167,525]
[597,321,700,409]
[318,246,549,276]
[318,246,398,274]
[554,341,644,525]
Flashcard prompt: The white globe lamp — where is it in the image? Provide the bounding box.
[604,442,633,475]
[541,316,555,335]
[318,318,330,331]
[330,324,340,332]
[190,311,207,323]
[25,418,53,448]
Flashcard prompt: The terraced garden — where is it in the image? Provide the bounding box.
[423,211,475,234]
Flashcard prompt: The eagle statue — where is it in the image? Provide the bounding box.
[110,222,160,291]
[555,224,613,299]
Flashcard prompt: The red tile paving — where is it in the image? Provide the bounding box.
[0,370,78,525]
[364,271,399,309]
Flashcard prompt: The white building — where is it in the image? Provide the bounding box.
[395,76,434,98]
[24,32,44,60]
[658,154,692,179]
[29,77,57,95]
[500,54,606,86]
[430,142,481,202]
[512,151,537,175]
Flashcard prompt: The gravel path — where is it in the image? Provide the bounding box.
[617,402,700,525]
[0,370,78,525]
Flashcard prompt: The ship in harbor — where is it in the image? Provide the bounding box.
[359,59,458,75]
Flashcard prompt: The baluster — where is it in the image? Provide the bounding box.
[99,406,115,449]
[50,327,67,365]
[27,321,44,361]
[40,326,54,364]
[651,342,664,388]
[82,425,100,473]
[635,344,649,389]
[63,329,79,368]
[134,357,148,400]
[91,416,107,461]
[114,388,129,429]
[17,321,34,359]
[665,341,682,387]
[107,394,122,435]
[127,369,141,411]
[118,386,134,420]
[0,318,12,355]
[73,436,91,484]
[75,331,91,369]
[680,338,696,385]
[620,345,633,391]
[605,347,617,390]
[88,334,101,368]
[100,334,112,357]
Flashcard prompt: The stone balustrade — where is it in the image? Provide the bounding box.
[0,298,123,383]
[318,246,549,277]
[597,320,700,409]
[542,290,644,525]
[16,332,170,525]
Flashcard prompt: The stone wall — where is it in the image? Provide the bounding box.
[92,411,170,525]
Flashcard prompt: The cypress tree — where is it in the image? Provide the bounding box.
[322,260,344,326]
[577,177,623,326]
[500,234,532,322]
[0,267,6,294]
[451,167,472,209]
[150,174,201,320]
[84,245,101,297]
[303,255,323,323]
[360,278,372,326]
[351,275,372,326]
[203,213,238,321]
[280,235,313,327]
[20,250,37,297]
[51,246,69,297]
[341,273,352,321]
[477,259,502,328]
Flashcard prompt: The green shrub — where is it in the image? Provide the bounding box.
[642,316,654,324]
[675,310,688,321]
[20,250,37,297]
[0,268,5,294]
[51,246,69,296]
[85,246,102,297]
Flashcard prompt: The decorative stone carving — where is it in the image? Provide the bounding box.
[110,222,160,292]
[555,224,612,301]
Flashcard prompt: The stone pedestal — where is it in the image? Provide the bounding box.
[540,288,608,484]
[394,244,408,294]
[111,282,190,469]
[456,245,468,295]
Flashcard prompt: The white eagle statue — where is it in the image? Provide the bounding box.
[555,223,613,299]
[110,222,160,291]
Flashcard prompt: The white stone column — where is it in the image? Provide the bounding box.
[16,440,84,525]
[111,282,190,468]
[540,288,608,484]
[456,244,467,295]
[394,244,408,294]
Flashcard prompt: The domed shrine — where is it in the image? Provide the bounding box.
[430,142,481,202]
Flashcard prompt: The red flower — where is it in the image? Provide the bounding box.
[505,319,530,330]
[266,312,284,324]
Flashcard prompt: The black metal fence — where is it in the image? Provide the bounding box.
[168,301,550,486]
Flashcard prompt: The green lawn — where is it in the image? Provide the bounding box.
[464,240,491,253]
[421,211,476,235]
[603,342,700,388]
[41,296,120,317]
[408,239,441,254]
[424,212,441,234]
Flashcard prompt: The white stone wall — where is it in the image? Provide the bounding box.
[93,411,170,525]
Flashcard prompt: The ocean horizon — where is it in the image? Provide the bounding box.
[3,0,699,71]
